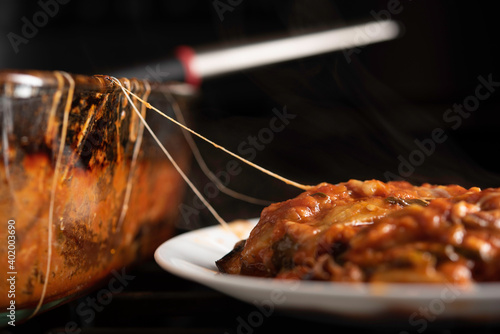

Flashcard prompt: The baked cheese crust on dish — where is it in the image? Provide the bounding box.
[216,179,500,283]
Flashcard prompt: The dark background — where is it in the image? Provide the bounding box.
[2,1,500,333]
[2,0,500,228]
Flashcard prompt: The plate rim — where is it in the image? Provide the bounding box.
[155,219,500,302]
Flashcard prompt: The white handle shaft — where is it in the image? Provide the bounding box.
[191,20,400,79]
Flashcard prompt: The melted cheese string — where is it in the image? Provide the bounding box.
[30,71,75,319]
[162,90,272,206]
[116,80,151,232]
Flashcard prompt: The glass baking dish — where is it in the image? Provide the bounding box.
[0,70,194,324]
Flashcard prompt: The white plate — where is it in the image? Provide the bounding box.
[155,219,500,322]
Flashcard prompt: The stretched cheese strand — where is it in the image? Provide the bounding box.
[163,90,272,206]
[116,80,151,233]
[115,82,312,191]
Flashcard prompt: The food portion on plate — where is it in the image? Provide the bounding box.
[217,179,500,283]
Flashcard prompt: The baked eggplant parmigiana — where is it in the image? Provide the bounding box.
[216,179,500,283]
